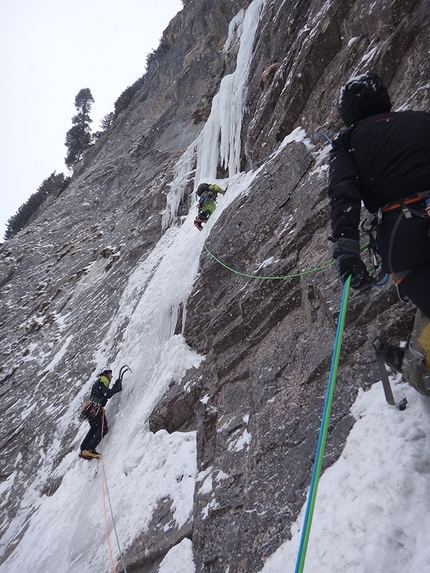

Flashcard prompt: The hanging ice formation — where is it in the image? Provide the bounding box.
[162,0,267,230]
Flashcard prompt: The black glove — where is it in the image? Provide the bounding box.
[112,379,122,394]
[333,238,371,291]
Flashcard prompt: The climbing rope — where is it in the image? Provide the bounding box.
[201,127,389,285]
[294,276,351,573]
[100,414,117,573]
[100,414,128,573]
[203,239,383,283]
[204,241,334,279]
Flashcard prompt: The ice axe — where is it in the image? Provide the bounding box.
[119,364,132,381]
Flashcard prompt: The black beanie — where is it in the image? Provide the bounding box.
[338,72,392,127]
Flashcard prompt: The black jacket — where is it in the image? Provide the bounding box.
[329,110,430,240]
[329,110,430,272]
[90,377,121,407]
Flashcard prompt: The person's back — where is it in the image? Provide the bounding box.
[331,108,430,275]
[90,375,120,407]
[194,182,225,230]
[198,188,216,209]
[332,110,430,213]
[328,72,430,398]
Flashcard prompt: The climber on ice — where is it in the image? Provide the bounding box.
[79,366,128,460]
[194,182,225,231]
[328,71,430,398]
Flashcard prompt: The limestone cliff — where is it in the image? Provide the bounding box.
[0,0,429,572]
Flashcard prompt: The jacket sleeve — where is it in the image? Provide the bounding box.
[103,381,122,398]
[209,184,225,195]
[328,134,362,242]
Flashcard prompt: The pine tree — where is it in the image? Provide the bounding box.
[4,172,70,240]
[64,88,94,168]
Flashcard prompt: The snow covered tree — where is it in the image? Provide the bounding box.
[4,172,70,240]
[64,88,94,168]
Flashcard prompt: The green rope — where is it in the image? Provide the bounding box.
[203,241,372,281]
[203,242,334,279]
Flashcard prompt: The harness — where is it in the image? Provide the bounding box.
[377,192,430,223]
[374,191,430,287]
[80,399,103,420]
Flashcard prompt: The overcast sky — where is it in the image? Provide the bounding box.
[0,0,183,239]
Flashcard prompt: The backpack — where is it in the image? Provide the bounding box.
[197,183,210,197]
[198,191,216,208]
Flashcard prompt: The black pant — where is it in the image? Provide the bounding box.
[80,409,108,452]
[197,209,211,222]
[399,264,430,319]
[377,206,430,272]
[376,207,430,318]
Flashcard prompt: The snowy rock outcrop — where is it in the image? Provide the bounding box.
[1,0,430,572]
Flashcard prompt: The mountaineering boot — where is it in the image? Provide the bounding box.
[80,449,101,460]
[194,218,203,231]
[402,309,430,397]
[373,310,430,399]
[372,338,405,373]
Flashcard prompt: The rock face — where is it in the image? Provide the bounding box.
[0,0,429,571]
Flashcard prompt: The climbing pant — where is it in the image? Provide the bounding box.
[80,408,108,452]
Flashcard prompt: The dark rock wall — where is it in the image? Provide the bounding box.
[177,145,413,572]
[0,0,429,571]
[149,1,430,571]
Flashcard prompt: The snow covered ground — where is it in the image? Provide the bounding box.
[260,376,430,573]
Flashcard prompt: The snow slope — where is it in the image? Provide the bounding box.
[260,377,430,573]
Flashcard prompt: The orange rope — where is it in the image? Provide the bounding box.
[101,411,117,573]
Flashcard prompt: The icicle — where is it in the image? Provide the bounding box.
[162,0,267,228]
[224,8,245,53]
[195,0,267,182]
[161,143,197,230]
[224,0,267,175]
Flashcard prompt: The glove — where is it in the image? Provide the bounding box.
[336,255,371,290]
[112,379,122,394]
[333,238,371,291]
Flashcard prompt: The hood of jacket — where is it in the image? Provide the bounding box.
[338,72,392,127]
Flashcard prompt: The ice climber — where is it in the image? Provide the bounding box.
[328,71,430,396]
[194,182,226,230]
[79,367,122,459]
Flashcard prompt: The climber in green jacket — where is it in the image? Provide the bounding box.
[194,183,226,231]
